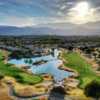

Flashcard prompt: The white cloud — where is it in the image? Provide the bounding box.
[0,15,70,27]
[65,2,100,24]
[0,16,36,27]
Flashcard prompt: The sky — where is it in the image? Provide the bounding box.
[0,0,100,35]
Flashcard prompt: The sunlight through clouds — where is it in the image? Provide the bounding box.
[0,0,100,26]
[63,1,100,24]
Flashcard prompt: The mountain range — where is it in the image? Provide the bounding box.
[0,23,100,36]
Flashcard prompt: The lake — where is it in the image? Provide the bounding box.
[8,49,73,81]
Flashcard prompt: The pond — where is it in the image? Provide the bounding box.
[8,49,73,81]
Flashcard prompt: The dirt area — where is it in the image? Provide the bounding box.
[2,76,52,98]
[67,88,93,100]
[0,82,14,100]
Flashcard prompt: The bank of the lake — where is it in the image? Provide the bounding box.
[0,50,43,85]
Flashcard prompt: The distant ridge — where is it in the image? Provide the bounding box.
[0,25,100,36]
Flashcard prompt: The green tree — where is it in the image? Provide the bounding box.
[0,73,4,80]
[24,59,28,64]
[29,59,33,64]
[84,80,100,100]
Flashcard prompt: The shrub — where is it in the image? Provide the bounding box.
[84,80,100,100]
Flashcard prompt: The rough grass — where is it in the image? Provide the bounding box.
[0,50,43,84]
[63,51,100,88]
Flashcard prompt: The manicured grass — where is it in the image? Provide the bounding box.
[0,50,43,84]
[17,73,42,84]
[63,51,100,88]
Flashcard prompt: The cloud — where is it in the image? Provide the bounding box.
[0,16,66,27]
[0,16,35,27]
[0,0,100,26]
[63,2,100,24]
